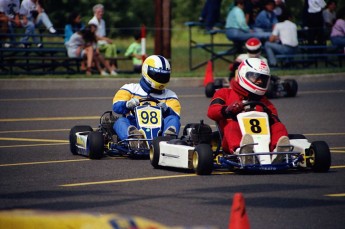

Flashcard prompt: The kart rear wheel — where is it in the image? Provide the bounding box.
[285,79,298,97]
[87,131,104,159]
[69,125,93,155]
[193,144,213,175]
[307,141,331,172]
[150,136,174,168]
[205,82,215,98]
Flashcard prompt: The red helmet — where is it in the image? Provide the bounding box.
[245,38,262,56]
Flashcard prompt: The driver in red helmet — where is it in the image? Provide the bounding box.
[229,37,267,80]
[208,58,289,164]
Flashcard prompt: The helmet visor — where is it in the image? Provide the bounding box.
[245,71,270,88]
[147,66,170,84]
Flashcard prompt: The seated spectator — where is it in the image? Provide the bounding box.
[330,7,345,50]
[88,4,118,73]
[323,0,337,39]
[225,0,270,44]
[244,0,263,29]
[64,11,85,43]
[253,0,278,32]
[65,24,117,76]
[199,0,222,31]
[19,0,56,47]
[264,10,298,67]
[124,33,143,73]
[0,0,21,47]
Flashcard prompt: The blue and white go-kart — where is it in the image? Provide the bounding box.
[69,98,165,159]
[150,101,331,175]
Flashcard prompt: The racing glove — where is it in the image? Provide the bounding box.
[126,98,139,109]
[225,101,243,115]
[157,102,168,112]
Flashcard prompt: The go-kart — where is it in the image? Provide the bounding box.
[69,98,166,159]
[150,101,331,175]
[205,76,298,99]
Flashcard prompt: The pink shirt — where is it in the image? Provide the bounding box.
[331,19,345,37]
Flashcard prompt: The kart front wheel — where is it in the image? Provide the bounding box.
[150,136,173,168]
[193,144,213,175]
[69,125,93,155]
[87,131,104,159]
[205,83,215,98]
[307,141,331,172]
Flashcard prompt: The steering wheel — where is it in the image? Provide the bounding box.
[139,97,160,105]
[242,101,272,116]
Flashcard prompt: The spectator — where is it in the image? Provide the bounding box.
[112,55,181,146]
[264,10,298,67]
[199,0,222,31]
[273,0,286,21]
[225,0,270,44]
[330,7,345,50]
[322,0,337,39]
[304,0,327,45]
[124,32,143,74]
[253,0,278,32]
[88,4,118,72]
[0,0,21,47]
[19,0,56,47]
[64,11,85,43]
[65,24,117,76]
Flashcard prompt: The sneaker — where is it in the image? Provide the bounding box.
[3,43,12,48]
[128,126,147,149]
[239,134,255,165]
[17,43,26,48]
[36,43,43,48]
[101,70,109,76]
[48,27,56,34]
[110,70,118,76]
[163,126,176,136]
[272,136,290,164]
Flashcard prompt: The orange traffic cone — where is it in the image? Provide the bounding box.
[203,61,214,86]
[228,193,250,229]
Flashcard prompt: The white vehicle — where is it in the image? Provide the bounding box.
[150,101,331,175]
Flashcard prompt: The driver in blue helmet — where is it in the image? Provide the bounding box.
[112,55,181,145]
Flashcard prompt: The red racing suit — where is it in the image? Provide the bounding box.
[207,80,288,153]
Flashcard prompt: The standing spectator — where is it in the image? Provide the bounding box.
[0,0,21,47]
[19,0,56,47]
[253,0,278,32]
[124,33,143,73]
[322,0,337,39]
[330,7,345,50]
[64,11,85,43]
[65,24,117,76]
[199,0,222,31]
[264,10,298,67]
[225,0,270,43]
[88,4,118,73]
[304,0,327,45]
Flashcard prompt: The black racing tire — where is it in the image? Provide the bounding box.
[214,78,224,88]
[285,79,298,97]
[307,141,331,172]
[150,136,174,168]
[193,144,213,175]
[288,134,306,139]
[87,131,104,159]
[205,82,215,98]
[69,125,93,155]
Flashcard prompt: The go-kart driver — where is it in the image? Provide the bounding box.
[112,55,181,144]
[207,58,290,163]
[229,37,267,80]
